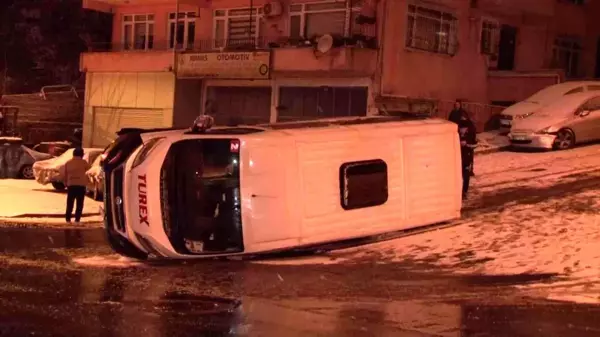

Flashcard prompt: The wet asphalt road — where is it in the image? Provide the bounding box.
[3,148,600,336]
[0,226,599,337]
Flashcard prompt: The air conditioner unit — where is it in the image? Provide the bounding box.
[263,1,283,17]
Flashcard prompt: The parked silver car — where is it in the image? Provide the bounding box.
[0,137,53,179]
[33,148,103,190]
[509,91,600,150]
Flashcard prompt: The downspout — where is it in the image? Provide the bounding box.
[173,0,179,71]
[376,0,387,101]
[172,0,180,125]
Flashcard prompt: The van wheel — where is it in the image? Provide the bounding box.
[553,129,575,150]
[105,228,148,260]
[52,182,65,190]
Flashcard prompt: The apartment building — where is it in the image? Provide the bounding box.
[80,0,598,146]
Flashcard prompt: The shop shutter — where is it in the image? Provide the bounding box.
[91,107,165,147]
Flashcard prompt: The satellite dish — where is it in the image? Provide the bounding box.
[316,34,334,54]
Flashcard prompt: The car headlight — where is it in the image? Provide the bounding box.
[515,112,534,120]
[132,137,164,168]
[536,127,553,134]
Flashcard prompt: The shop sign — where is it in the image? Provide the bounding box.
[177,51,271,80]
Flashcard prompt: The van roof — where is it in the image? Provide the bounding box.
[142,115,438,138]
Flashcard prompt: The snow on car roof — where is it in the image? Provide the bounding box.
[526,81,600,102]
[537,91,600,115]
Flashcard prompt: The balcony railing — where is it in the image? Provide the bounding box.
[84,35,378,53]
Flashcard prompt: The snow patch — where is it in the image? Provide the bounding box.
[73,255,145,268]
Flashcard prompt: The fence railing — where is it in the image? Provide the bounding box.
[85,35,378,53]
[435,100,507,132]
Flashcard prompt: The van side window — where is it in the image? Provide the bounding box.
[565,87,584,95]
[339,159,388,210]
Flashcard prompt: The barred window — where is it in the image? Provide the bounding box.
[289,0,362,39]
[480,19,499,55]
[552,37,582,78]
[213,8,263,49]
[405,4,458,55]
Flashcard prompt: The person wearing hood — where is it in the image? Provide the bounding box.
[449,100,476,177]
[448,100,466,125]
[457,110,477,200]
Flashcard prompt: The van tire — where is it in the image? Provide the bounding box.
[553,129,575,150]
[105,228,148,260]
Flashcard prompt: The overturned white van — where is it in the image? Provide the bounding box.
[101,116,463,260]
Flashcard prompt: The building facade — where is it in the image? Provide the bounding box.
[80,0,598,146]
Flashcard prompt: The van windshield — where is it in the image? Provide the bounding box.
[160,139,243,255]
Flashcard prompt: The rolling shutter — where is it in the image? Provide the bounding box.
[91,107,165,147]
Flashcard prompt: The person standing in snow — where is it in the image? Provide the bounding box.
[448,100,466,125]
[63,147,90,223]
[457,110,477,200]
[449,100,476,177]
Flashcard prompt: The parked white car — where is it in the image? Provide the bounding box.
[509,91,600,150]
[33,148,103,190]
[499,81,600,130]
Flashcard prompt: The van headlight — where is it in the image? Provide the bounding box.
[132,137,164,169]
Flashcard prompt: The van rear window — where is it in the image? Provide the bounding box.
[339,159,388,210]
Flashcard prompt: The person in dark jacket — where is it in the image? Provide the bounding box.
[449,100,476,177]
[457,110,477,199]
[448,100,465,125]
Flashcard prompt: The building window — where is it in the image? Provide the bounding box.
[289,0,362,39]
[405,4,458,55]
[563,0,584,5]
[480,19,499,55]
[277,87,368,122]
[213,8,263,49]
[169,12,197,50]
[123,14,155,50]
[552,37,582,78]
[339,159,388,210]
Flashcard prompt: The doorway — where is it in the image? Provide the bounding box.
[498,25,518,71]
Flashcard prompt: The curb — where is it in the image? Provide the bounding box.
[5,212,100,219]
[475,145,511,156]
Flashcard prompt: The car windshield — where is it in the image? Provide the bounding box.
[160,139,243,255]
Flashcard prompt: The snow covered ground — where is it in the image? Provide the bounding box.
[0,179,102,223]
[257,144,600,304]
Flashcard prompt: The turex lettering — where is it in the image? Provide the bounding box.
[138,174,149,226]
